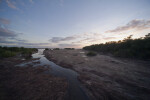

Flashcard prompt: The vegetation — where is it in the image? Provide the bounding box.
[45,48,49,50]
[53,48,60,50]
[86,51,97,56]
[0,47,38,58]
[64,48,75,50]
[83,33,150,59]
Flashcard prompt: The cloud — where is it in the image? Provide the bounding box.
[48,33,105,48]
[59,0,64,6]
[0,37,6,41]
[48,32,128,48]
[49,32,104,43]
[8,37,27,42]
[0,18,50,48]
[6,0,19,10]
[0,40,51,47]
[0,27,26,46]
[0,37,25,44]
[103,37,117,40]
[29,0,34,4]
[59,43,81,48]
[17,42,50,46]
[0,18,22,41]
[0,27,17,37]
[0,36,51,47]
[106,19,150,33]
[0,18,10,24]
[49,36,77,43]
[49,37,62,43]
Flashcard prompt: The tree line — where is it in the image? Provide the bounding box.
[83,33,150,59]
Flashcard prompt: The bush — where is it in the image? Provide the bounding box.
[54,48,60,50]
[86,51,97,56]
[64,48,75,50]
[0,47,37,58]
[0,51,16,58]
[83,33,150,59]
[45,48,49,50]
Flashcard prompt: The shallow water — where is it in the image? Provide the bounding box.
[20,49,90,100]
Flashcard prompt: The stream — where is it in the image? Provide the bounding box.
[18,49,90,100]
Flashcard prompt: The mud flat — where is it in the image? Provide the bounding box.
[44,49,150,100]
[0,55,67,100]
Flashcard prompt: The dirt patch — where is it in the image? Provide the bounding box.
[44,49,150,100]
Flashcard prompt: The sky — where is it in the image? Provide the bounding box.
[0,0,150,48]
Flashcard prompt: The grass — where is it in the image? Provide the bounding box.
[0,51,16,58]
[0,47,38,58]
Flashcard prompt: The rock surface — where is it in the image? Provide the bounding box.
[44,49,150,100]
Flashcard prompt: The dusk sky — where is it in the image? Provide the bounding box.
[0,0,150,48]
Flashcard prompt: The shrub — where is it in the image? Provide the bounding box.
[0,51,16,58]
[86,51,97,56]
[21,49,32,59]
[54,48,60,50]
[45,48,49,50]
[0,47,37,58]
[64,48,75,50]
[83,33,150,59]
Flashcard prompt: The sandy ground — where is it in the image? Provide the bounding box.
[0,55,67,100]
[44,49,150,100]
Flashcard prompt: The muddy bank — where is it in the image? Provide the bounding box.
[0,56,67,100]
[44,49,150,100]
